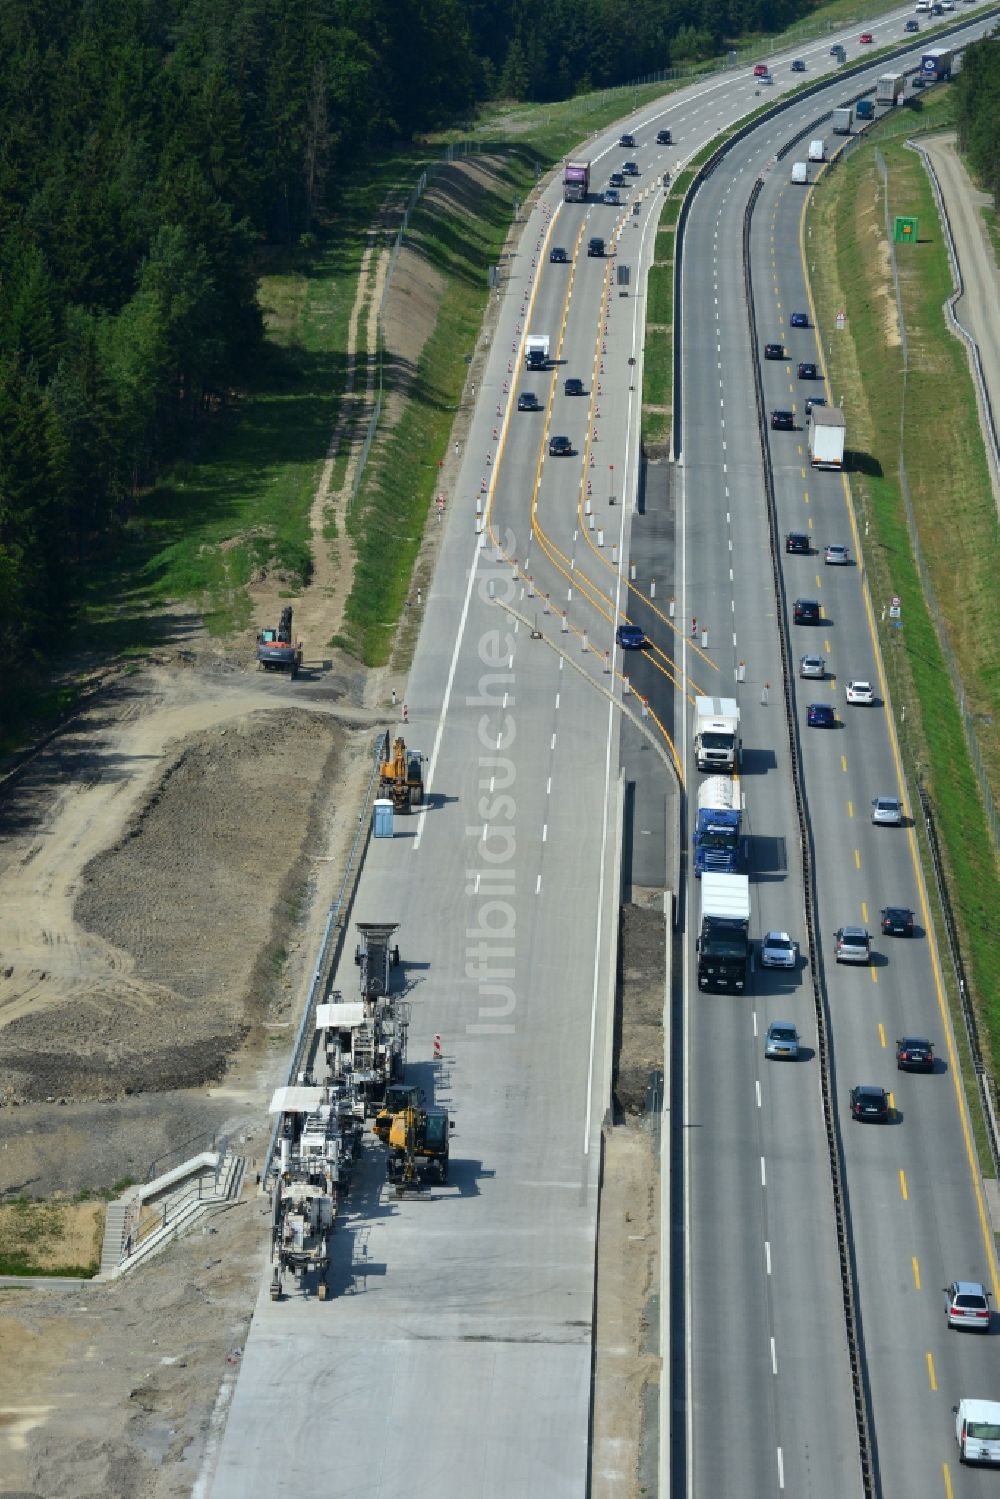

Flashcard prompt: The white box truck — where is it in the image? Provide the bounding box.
[524,334,550,370]
[694,697,741,772]
[876,73,906,105]
[832,104,853,134]
[808,138,826,162]
[808,406,846,469]
[791,161,808,184]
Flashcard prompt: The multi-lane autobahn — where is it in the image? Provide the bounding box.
[202,5,1000,1494]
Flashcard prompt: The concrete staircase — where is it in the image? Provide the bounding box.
[97,1151,248,1281]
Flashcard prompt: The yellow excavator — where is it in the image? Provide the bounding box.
[379,737,424,813]
[373,1083,421,1145]
[385,1102,452,1193]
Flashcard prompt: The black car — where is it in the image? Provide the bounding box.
[604,189,621,205]
[797,361,818,379]
[785,532,810,554]
[623,160,639,176]
[791,58,806,72]
[896,1037,934,1072]
[609,171,625,188]
[793,598,821,624]
[850,1085,890,1122]
[656,128,672,145]
[564,377,585,396]
[588,237,605,257]
[881,905,915,936]
[548,435,573,457]
[517,391,541,412]
[549,246,569,263]
[912,75,928,89]
[905,17,920,30]
[771,410,794,430]
[619,132,635,148]
[804,395,826,416]
[764,342,785,360]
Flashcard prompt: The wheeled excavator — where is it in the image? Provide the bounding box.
[378,736,424,812]
[384,1100,452,1194]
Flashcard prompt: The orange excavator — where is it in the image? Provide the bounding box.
[256,606,303,679]
[378,736,424,812]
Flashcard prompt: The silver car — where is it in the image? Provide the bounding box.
[872,795,902,826]
[834,926,872,964]
[761,931,797,969]
[824,543,850,565]
[765,1022,800,1060]
[944,1281,991,1333]
[799,654,825,679]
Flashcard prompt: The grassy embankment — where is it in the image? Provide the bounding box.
[0,1197,105,1278]
[809,90,1000,1116]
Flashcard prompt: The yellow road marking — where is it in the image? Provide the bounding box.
[854,849,861,869]
[861,901,868,923]
[847,800,854,818]
[926,1351,937,1392]
[899,1167,907,1199]
[912,1256,921,1290]
[943,1462,954,1499]
[878,1022,886,1047]
[841,755,847,772]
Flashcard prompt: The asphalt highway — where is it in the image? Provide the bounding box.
[202,4,1000,1494]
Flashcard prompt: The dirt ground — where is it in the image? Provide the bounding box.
[616,900,668,1115]
[0,1189,267,1498]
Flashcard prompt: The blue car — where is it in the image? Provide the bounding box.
[807,703,836,728]
[616,624,647,649]
[790,311,809,328]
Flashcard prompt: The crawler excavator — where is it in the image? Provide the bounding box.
[378,736,424,812]
[256,605,303,679]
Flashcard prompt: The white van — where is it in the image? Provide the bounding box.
[808,138,826,162]
[791,162,808,184]
[955,1400,1000,1464]
[915,0,930,9]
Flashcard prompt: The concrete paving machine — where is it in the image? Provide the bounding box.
[315,922,408,1115]
[379,736,424,811]
[268,1085,361,1301]
[256,605,303,679]
[385,1102,453,1194]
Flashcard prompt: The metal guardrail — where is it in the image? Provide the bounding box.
[261,729,388,1185]
[743,180,880,1499]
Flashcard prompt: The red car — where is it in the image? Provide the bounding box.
[753,63,769,76]
[859,31,874,43]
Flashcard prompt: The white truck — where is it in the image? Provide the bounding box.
[832,104,853,134]
[694,696,741,772]
[791,161,808,184]
[808,406,846,469]
[876,72,906,106]
[525,334,550,371]
[807,138,826,162]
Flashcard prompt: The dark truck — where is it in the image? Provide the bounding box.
[697,872,751,992]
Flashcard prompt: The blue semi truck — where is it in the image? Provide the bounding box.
[693,775,742,877]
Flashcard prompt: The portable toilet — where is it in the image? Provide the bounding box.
[373,798,394,839]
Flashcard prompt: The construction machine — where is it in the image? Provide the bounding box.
[268,1085,360,1301]
[385,1102,452,1194]
[373,1082,422,1144]
[379,736,424,812]
[316,921,408,1116]
[256,605,303,679]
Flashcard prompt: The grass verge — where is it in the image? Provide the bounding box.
[808,94,1000,1090]
[0,1199,103,1278]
